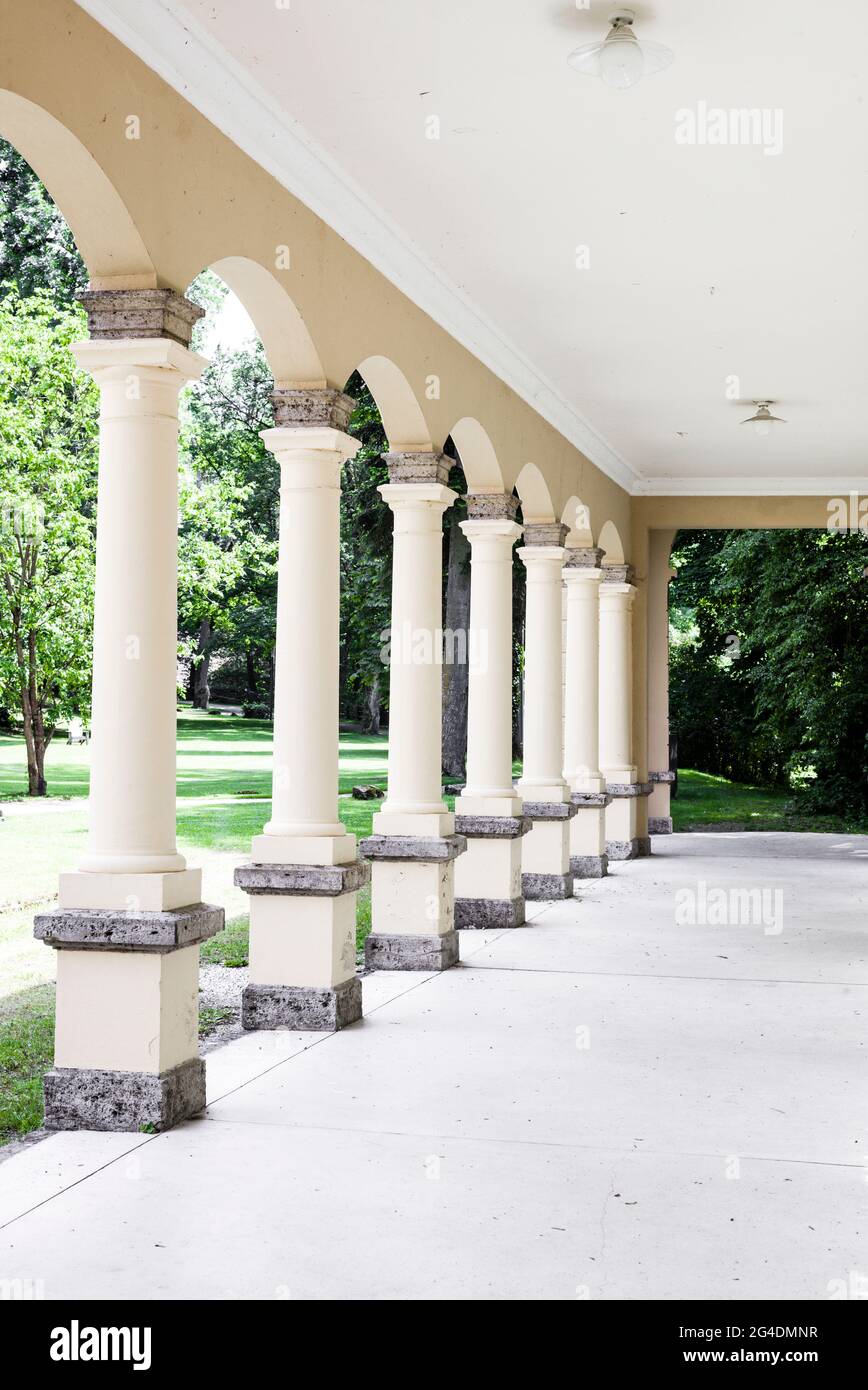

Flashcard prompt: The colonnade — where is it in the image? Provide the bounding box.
[33,290,666,1134]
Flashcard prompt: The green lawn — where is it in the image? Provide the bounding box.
[1,714,864,1144]
[671,768,868,835]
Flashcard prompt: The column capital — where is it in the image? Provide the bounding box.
[565,545,606,569]
[601,563,636,586]
[271,386,355,432]
[384,452,452,485]
[71,335,206,386]
[379,481,457,511]
[78,288,205,347]
[461,517,522,545]
[517,544,566,568]
[465,491,519,521]
[522,521,569,547]
[261,425,358,463]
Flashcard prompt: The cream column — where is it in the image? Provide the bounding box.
[563,547,610,879]
[516,524,576,899]
[647,529,677,838]
[35,289,224,1135]
[235,389,368,1032]
[361,453,465,970]
[453,494,528,928]
[599,563,640,860]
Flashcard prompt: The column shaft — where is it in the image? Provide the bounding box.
[36,290,223,1135]
[563,547,609,879]
[599,565,640,860]
[239,391,367,1032]
[516,526,575,900]
[453,498,527,929]
[362,454,464,972]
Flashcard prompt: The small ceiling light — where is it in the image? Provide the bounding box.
[741,402,786,438]
[567,9,674,91]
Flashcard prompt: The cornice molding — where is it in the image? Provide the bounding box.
[632,475,868,497]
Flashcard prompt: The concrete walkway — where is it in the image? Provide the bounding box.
[1,833,866,1300]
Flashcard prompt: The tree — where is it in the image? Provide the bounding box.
[0,140,87,304]
[340,375,392,731]
[669,527,868,815]
[178,337,278,709]
[0,290,98,793]
[441,459,469,779]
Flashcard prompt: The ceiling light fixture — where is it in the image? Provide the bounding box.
[741,402,786,438]
[567,9,674,91]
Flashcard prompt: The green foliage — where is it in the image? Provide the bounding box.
[0,289,98,792]
[0,988,54,1144]
[340,373,392,723]
[178,337,279,695]
[0,141,87,304]
[670,528,868,815]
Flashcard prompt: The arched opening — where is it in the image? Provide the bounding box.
[0,90,154,287]
[597,519,626,564]
[448,417,504,494]
[356,353,432,452]
[561,496,594,547]
[210,255,325,387]
[514,462,555,524]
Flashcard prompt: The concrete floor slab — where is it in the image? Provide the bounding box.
[1,833,865,1300]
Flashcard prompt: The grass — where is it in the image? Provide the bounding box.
[672,768,868,835]
[0,985,54,1145]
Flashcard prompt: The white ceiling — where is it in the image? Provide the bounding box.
[78,0,868,496]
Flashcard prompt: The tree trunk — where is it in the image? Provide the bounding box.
[441,509,471,779]
[190,618,212,710]
[20,628,48,795]
[365,673,381,735]
[245,649,259,697]
[512,560,525,761]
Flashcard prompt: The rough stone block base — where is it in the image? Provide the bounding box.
[364,930,459,972]
[455,896,525,929]
[522,871,574,900]
[649,817,673,835]
[570,853,608,879]
[636,836,652,858]
[44,1057,205,1133]
[606,838,640,861]
[242,977,362,1032]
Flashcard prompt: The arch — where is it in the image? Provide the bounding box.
[356,355,432,452]
[597,519,626,564]
[514,462,555,524]
[561,496,594,547]
[0,90,155,288]
[448,417,504,493]
[210,256,326,387]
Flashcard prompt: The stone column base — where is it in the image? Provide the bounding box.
[522,871,574,900]
[606,838,640,861]
[364,929,459,972]
[235,860,368,1032]
[360,833,465,970]
[454,896,525,929]
[649,816,673,835]
[636,836,653,857]
[453,813,529,929]
[242,977,362,1032]
[570,853,608,878]
[44,1057,205,1133]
